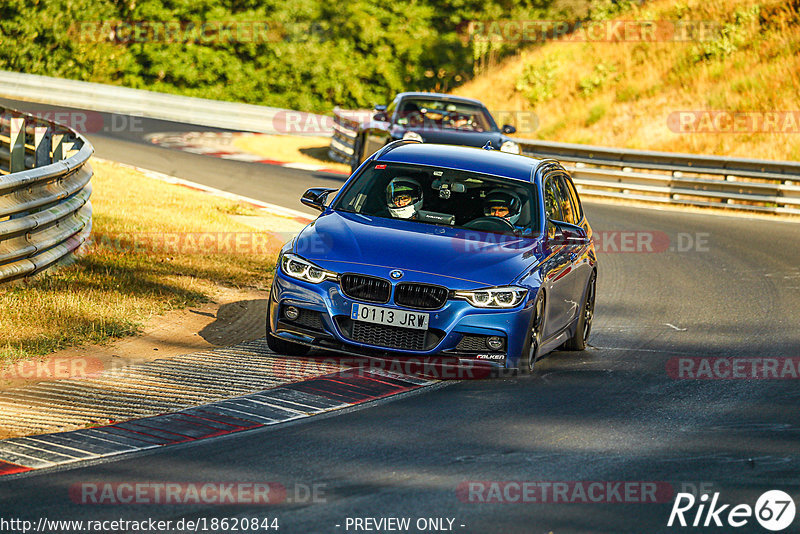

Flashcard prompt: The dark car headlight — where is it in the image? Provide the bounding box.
[454,286,527,308]
[280,253,337,284]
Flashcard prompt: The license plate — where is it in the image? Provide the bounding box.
[350,303,429,330]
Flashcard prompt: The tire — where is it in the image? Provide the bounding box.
[266,300,310,357]
[563,271,596,351]
[521,292,545,374]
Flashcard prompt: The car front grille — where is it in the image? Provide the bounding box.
[340,274,391,303]
[351,322,427,350]
[335,317,443,352]
[394,283,449,310]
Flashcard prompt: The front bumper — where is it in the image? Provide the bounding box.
[269,270,535,369]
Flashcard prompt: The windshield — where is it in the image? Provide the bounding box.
[395,99,497,132]
[332,162,540,236]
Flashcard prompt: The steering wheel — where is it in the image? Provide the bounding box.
[462,216,516,232]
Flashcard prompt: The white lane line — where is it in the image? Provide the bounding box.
[665,323,688,331]
[219,153,268,162]
[282,162,326,171]
[93,158,315,221]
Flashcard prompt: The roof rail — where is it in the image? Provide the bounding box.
[374,139,421,159]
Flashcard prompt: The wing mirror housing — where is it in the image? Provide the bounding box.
[373,104,388,122]
[301,187,338,212]
[502,124,517,134]
[548,220,587,245]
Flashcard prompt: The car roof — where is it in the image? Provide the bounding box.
[374,143,544,183]
[395,92,486,107]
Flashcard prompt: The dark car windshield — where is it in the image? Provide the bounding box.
[395,99,497,133]
[332,162,540,236]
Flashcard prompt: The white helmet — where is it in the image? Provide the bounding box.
[386,177,423,219]
[484,188,522,225]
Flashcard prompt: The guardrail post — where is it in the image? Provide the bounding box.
[52,133,64,161]
[34,126,52,166]
[9,116,26,173]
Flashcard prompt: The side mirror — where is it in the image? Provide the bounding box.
[502,124,517,134]
[548,220,587,246]
[301,187,338,212]
[373,111,388,122]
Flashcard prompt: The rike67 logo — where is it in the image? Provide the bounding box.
[668,490,796,531]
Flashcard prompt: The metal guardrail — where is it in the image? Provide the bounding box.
[0,70,326,136]
[0,105,93,283]
[329,108,800,215]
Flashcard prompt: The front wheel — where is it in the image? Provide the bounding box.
[521,292,545,374]
[563,271,596,351]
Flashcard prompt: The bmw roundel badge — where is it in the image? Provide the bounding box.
[390,270,404,280]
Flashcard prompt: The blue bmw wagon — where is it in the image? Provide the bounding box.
[267,140,597,372]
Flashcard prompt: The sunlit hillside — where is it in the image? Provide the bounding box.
[454,0,800,161]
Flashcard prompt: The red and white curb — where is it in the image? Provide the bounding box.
[146,131,349,175]
[0,367,434,477]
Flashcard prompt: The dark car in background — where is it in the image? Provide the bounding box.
[347,92,521,171]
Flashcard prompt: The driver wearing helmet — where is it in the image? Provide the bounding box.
[483,189,522,225]
[386,177,423,219]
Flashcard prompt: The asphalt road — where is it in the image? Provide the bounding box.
[1,99,799,533]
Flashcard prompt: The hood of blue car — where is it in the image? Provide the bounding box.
[405,128,505,148]
[294,211,542,288]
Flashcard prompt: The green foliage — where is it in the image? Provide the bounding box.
[515,58,558,104]
[585,103,606,126]
[578,62,616,97]
[0,0,592,112]
[690,5,759,63]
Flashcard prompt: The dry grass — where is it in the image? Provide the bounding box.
[233,134,350,172]
[0,160,283,360]
[454,0,800,161]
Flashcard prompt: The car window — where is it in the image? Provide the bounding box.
[561,174,583,223]
[544,177,563,222]
[333,162,539,236]
[555,175,578,225]
[395,99,497,132]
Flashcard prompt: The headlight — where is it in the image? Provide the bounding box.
[454,286,527,308]
[403,131,423,142]
[280,253,337,284]
[500,140,521,154]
